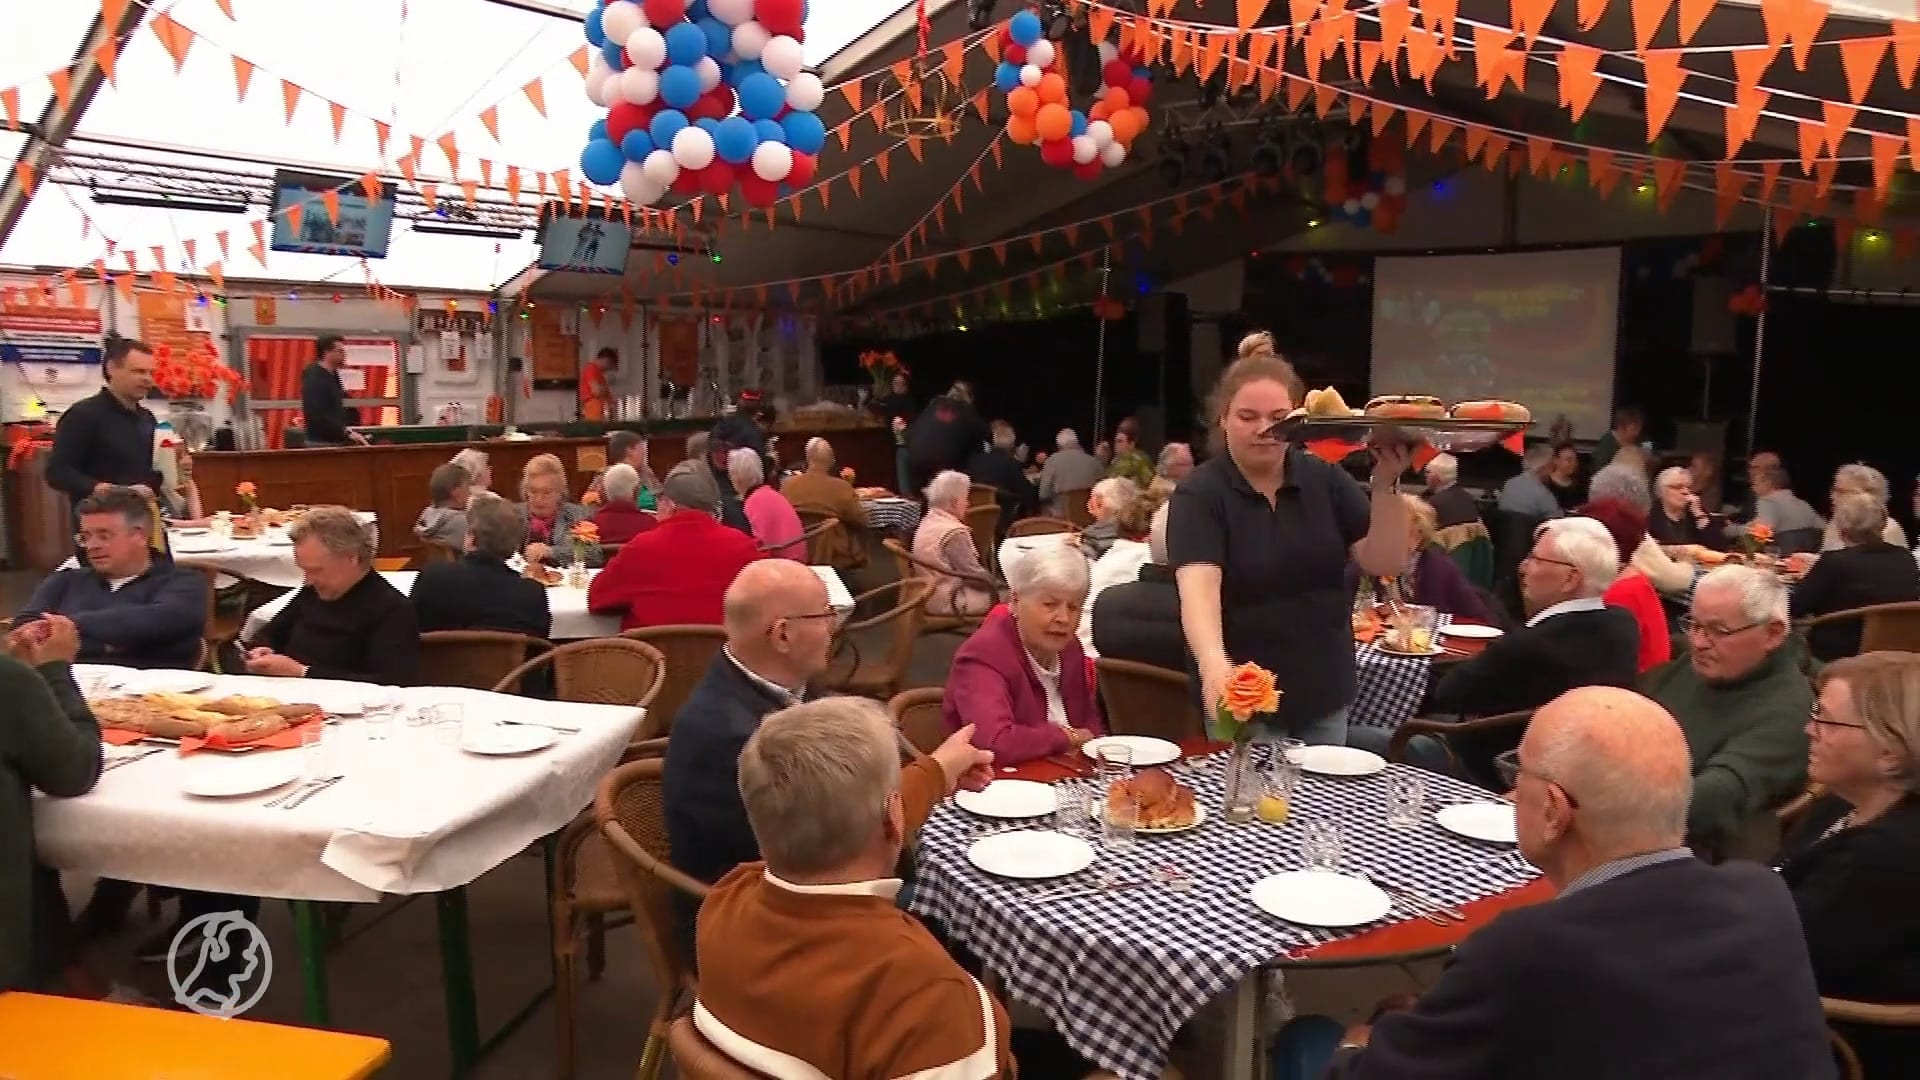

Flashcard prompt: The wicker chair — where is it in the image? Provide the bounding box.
[196,566,278,673]
[1385,710,1533,775]
[414,540,461,568]
[882,537,994,638]
[965,500,1001,577]
[493,637,666,711]
[1060,488,1095,527]
[620,625,729,741]
[821,578,931,699]
[596,756,711,1080]
[887,686,947,755]
[1008,516,1075,537]
[667,1018,760,1079]
[1804,601,1920,655]
[419,630,548,692]
[792,508,844,562]
[968,482,999,508]
[1095,659,1206,742]
[1823,997,1920,1080]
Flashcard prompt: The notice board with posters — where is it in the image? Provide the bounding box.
[656,316,700,387]
[527,306,579,389]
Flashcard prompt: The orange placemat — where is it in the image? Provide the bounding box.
[179,714,323,754]
[100,728,147,747]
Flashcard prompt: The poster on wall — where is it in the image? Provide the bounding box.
[0,304,103,379]
[657,317,699,387]
[527,306,579,388]
[135,292,204,362]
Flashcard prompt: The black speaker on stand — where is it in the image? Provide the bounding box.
[1138,292,1194,445]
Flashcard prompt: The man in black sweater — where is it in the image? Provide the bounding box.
[662,560,836,959]
[1314,687,1834,1079]
[299,336,368,447]
[965,420,1038,541]
[1090,509,1183,673]
[904,381,986,496]
[48,339,162,519]
[244,507,417,685]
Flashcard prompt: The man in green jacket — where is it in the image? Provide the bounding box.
[1,614,102,992]
[1642,564,1811,862]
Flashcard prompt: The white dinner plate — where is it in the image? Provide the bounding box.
[172,527,210,536]
[1081,735,1181,768]
[169,538,238,555]
[953,779,1057,819]
[1251,871,1394,927]
[180,754,303,798]
[462,725,558,756]
[1285,745,1387,777]
[1372,642,1445,658]
[1436,801,1519,844]
[966,830,1096,880]
[1440,623,1504,640]
[123,671,215,695]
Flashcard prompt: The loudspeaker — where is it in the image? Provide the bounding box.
[1774,222,1838,290]
[1151,293,1196,444]
[1690,278,1737,354]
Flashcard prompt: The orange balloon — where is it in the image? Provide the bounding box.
[1108,109,1141,144]
[1007,86,1039,117]
[1089,100,1113,121]
[1006,113,1039,145]
[1103,86,1131,112]
[1034,102,1072,142]
[1036,72,1067,105]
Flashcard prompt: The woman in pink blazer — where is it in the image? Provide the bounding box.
[943,544,1104,765]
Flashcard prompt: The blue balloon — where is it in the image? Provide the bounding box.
[589,118,609,142]
[689,0,711,17]
[780,110,826,155]
[649,109,689,149]
[603,37,631,72]
[730,57,767,82]
[1134,66,1151,80]
[621,129,655,162]
[1009,9,1044,47]
[659,64,702,110]
[1069,111,1087,138]
[584,6,606,47]
[714,116,758,164]
[751,118,786,144]
[994,61,1023,93]
[697,18,732,59]
[664,22,708,66]
[581,139,624,186]
[737,72,785,121]
[695,117,721,133]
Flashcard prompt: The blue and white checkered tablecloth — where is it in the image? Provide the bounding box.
[863,497,922,538]
[1349,613,1451,731]
[909,751,1539,1080]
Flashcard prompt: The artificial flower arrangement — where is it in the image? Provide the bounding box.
[1210,662,1280,744]
[235,481,259,512]
[1738,521,1775,556]
[858,349,907,395]
[581,487,604,507]
[153,339,242,402]
[840,466,855,482]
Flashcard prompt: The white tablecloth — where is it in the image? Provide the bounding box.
[35,667,644,903]
[165,511,379,588]
[241,565,854,641]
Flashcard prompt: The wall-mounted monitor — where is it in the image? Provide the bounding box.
[536,206,630,275]
[269,170,396,259]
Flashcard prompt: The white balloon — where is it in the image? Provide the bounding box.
[1019,64,1043,87]
[732,21,771,60]
[760,35,804,80]
[751,140,794,182]
[585,68,613,107]
[619,161,654,204]
[641,148,681,185]
[1071,135,1098,165]
[619,66,660,105]
[1097,41,1118,65]
[1384,175,1407,196]
[1360,191,1381,210]
[707,0,756,27]
[1099,140,1127,167]
[626,27,667,71]
[671,125,717,171]
[1085,119,1114,147]
[785,71,824,112]
[1342,197,1361,214]
[602,1,645,45]
[1027,40,1056,69]
[694,56,722,91]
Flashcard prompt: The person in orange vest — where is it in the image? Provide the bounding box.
[579,346,617,422]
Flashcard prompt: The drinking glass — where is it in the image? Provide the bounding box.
[1300,820,1344,871]
[1053,779,1089,836]
[362,709,392,742]
[1386,772,1426,829]
[430,703,464,750]
[1390,604,1439,653]
[1493,750,1520,791]
[299,722,328,780]
[1103,785,1138,851]
[1095,742,1134,795]
[1258,760,1298,825]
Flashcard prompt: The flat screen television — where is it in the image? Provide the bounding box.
[269,170,396,259]
[536,208,630,275]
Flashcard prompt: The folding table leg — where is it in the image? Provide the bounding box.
[436,887,482,1076]
[290,899,331,1028]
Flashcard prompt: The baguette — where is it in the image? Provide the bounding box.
[1363,395,1446,421]
[206,712,292,744]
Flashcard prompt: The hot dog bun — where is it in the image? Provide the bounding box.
[1449,400,1531,424]
[1363,395,1446,421]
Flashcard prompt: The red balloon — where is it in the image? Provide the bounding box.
[641,0,686,26]
[755,0,804,36]
[1006,44,1027,66]
[690,90,733,122]
[671,168,702,194]
[1127,77,1152,105]
[606,101,653,144]
[1039,138,1075,168]
[739,174,780,207]
[1103,59,1133,87]
[786,151,817,188]
[699,160,736,196]
[1074,160,1103,181]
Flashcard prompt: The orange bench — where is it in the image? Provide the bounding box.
[0,992,390,1079]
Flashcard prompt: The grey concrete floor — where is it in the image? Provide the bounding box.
[8,563,1429,1080]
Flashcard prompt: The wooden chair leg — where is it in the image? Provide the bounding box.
[586,913,607,981]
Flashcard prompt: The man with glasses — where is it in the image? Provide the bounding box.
[15,486,207,670]
[664,560,842,958]
[1301,687,1834,1078]
[1643,564,1813,862]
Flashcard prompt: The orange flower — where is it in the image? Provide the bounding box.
[1220,662,1280,722]
[581,488,603,507]
[840,466,855,481]
[1747,522,1775,544]
[568,520,600,544]
[235,481,257,498]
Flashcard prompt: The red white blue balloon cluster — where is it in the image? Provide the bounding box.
[997,8,1151,180]
[580,0,824,208]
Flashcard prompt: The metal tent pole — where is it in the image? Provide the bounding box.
[1092,249,1112,440]
[1745,216,1773,459]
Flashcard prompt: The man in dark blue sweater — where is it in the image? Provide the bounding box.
[16,486,207,670]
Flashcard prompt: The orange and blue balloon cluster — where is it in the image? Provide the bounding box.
[998,8,1151,181]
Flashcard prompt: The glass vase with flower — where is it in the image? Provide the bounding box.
[1210,662,1282,823]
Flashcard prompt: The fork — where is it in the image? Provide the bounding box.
[281,774,346,810]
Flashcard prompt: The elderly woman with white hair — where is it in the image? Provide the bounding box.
[1080,491,1165,656]
[1037,427,1106,516]
[1586,462,1693,596]
[1824,462,1907,552]
[911,469,998,616]
[1079,476,1139,558]
[1791,491,1920,661]
[1648,465,1717,549]
[730,447,804,561]
[943,542,1104,764]
[1422,452,1481,529]
[449,447,492,493]
[589,463,657,544]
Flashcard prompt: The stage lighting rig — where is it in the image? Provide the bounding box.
[967,0,1000,31]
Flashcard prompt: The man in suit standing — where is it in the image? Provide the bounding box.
[1308,686,1834,1079]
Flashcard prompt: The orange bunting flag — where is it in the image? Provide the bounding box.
[506,166,522,204]
[1676,0,1717,42]
[421,184,438,212]
[848,165,864,197]
[1557,43,1604,122]
[1732,43,1778,92]
[285,202,303,237]
[1464,124,1492,162]
[1820,100,1859,158]
[321,190,340,224]
[479,106,500,143]
[569,46,591,78]
[328,101,347,143]
[1427,117,1459,154]
[397,154,417,185]
[12,162,35,194]
[215,230,230,260]
[206,261,225,292]
[876,151,892,182]
[1837,36,1888,104]
[149,12,196,73]
[93,42,119,87]
[182,238,197,265]
[1,88,19,130]
[233,55,259,100]
[437,133,460,174]
[1712,162,1748,228]
[1236,0,1272,32]
[360,172,381,200]
[478,159,493,187]
[1576,0,1608,30]
[1629,0,1676,54]
[1868,132,1902,196]
[280,80,301,125]
[1894,22,1919,88]
[372,120,391,159]
[1724,87,1768,158]
[1652,157,1687,211]
[1639,50,1687,143]
[48,70,73,112]
[1509,0,1555,45]
[461,180,479,207]
[523,78,547,117]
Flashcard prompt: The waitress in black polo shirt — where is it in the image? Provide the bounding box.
[1168,345,1413,745]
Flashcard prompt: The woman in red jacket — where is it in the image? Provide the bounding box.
[943,543,1104,764]
[1579,497,1672,672]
